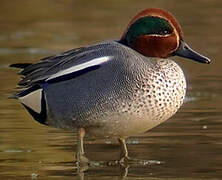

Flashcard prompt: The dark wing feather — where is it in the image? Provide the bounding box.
[10,63,32,69]
[10,43,112,88]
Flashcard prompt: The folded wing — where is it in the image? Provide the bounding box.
[11,44,113,88]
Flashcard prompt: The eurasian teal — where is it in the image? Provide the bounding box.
[10,8,210,165]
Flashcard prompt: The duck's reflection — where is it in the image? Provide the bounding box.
[43,159,162,178]
[76,164,129,180]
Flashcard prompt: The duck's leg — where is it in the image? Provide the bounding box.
[118,138,153,166]
[118,138,130,165]
[75,128,90,166]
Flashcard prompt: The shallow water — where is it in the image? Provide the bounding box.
[0,0,222,179]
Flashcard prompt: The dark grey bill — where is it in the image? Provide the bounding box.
[173,40,211,64]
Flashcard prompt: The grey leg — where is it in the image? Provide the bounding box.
[118,138,152,166]
[118,138,130,164]
[76,128,90,167]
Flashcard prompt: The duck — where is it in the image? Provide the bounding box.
[10,8,211,166]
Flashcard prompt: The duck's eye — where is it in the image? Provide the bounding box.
[158,29,172,35]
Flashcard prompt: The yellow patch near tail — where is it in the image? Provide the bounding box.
[19,89,42,114]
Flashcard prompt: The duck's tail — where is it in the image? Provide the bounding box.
[9,63,32,69]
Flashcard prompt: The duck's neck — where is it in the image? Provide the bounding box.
[118,37,128,46]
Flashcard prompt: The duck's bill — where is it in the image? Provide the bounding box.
[173,41,211,64]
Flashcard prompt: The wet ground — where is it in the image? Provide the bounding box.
[0,0,222,179]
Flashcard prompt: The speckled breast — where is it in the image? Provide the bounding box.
[86,58,186,137]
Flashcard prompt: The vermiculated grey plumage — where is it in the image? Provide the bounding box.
[11,41,186,138]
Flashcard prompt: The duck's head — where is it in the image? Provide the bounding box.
[120,8,211,64]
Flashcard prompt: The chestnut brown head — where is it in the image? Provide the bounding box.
[120,8,210,64]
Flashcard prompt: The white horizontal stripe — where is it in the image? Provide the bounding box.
[46,56,112,81]
[19,89,42,114]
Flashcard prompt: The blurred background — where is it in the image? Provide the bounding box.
[0,0,221,179]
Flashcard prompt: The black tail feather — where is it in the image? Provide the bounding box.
[10,63,32,69]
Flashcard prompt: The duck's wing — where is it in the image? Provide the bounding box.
[10,42,120,123]
[10,43,113,88]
